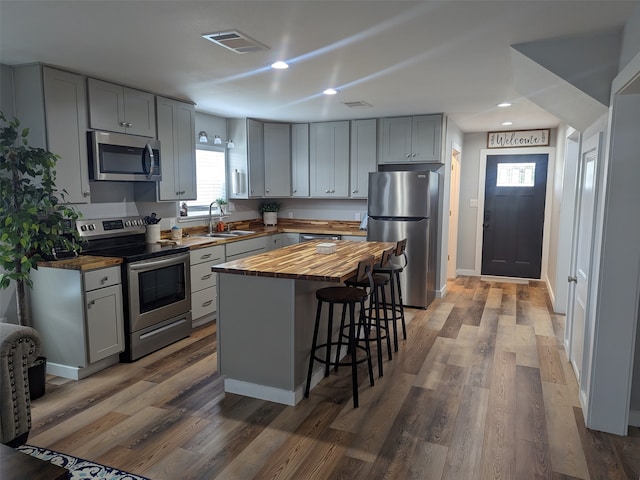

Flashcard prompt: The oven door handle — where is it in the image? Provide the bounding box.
[128,253,190,272]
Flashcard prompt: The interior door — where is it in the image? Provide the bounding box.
[481,154,548,278]
[568,133,601,382]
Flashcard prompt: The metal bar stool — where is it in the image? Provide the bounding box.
[373,239,408,352]
[304,256,376,408]
[344,247,394,377]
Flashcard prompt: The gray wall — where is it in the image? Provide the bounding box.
[620,4,640,70]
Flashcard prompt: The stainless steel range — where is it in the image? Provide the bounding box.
[76,216,192,362]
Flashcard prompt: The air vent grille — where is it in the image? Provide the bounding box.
[343,101,373,109]
[201,30,269,54]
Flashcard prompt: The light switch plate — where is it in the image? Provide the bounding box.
[470,199,478,208]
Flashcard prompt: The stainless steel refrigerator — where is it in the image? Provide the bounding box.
[367,171,439,308]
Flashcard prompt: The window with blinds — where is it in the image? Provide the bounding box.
[183,148,226,216]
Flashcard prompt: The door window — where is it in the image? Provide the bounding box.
[496,162,536,187]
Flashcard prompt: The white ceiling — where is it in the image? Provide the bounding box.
[0,0,637,132]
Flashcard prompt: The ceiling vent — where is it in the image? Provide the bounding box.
[343,101,373,109]
[201,30,269,54]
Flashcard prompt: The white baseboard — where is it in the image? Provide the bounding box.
[46,355,120,380]
[457,269,476,277]
[629,409,640,427]
[480,275,529,284]
[436,283,447,298]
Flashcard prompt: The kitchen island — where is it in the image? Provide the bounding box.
[211,239,394,405]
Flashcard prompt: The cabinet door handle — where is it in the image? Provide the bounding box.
[352,189,357,194]
[83,190,90,197]
[266,189,269,193]
[200,254,212,259]
[325,189,330,193]
[201,274,212,280]
[120,121,127,127]
[101,276,109,284]
[88,300,95,308]
[126,122,133,128]
[406,153,411,158]
[202,300,213,307]
[412,153,417,157]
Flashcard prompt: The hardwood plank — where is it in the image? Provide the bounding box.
[249,401,343,479]
[441,385,489,479]
[515,366,552,478]
[536,335,567,385]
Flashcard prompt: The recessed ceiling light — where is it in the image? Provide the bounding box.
[323,88,338,95]
[501,121,513,126]
[498,102,512,108]
[271,61,289,69]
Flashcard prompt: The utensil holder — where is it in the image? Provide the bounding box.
[145,224,161,243]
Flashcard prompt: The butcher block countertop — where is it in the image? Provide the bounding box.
[36,255,123,271]
[211,239,395,283]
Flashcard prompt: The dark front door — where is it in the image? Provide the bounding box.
[481,154,548,278]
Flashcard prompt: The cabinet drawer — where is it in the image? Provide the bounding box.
[192,287,216,320]
[225,237,267,258]
[190,262,217,291]
[190,245,225,265]
[84,266,121,291]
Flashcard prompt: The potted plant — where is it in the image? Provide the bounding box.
[215,197,227,215]
[259,201,280,226]
[0,112,81,327]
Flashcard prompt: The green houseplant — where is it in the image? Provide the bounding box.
[0,112,81,326]
[259,201,280,226]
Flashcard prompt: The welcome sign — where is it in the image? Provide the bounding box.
[487,129,550,148]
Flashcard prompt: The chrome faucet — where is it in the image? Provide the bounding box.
[208,201,217,235]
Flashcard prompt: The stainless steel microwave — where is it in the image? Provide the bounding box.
[89,130,161,182]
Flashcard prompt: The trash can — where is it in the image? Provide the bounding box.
[28,356,46,400]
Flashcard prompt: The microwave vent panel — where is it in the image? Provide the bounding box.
[201,30,270,54]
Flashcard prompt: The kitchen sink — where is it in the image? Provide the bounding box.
[194,230,256,239]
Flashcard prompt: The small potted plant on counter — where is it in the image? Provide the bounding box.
[259,201,280,226]
[215,197,227,215]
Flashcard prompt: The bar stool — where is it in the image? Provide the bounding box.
[373,239,408,351]
[344,247,394,377]
[304,256,376,408]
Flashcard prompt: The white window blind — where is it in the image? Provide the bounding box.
[184,148,226,215]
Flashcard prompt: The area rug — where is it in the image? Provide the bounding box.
[17,444,150,480]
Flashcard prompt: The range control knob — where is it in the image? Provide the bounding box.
[88,224,95,231]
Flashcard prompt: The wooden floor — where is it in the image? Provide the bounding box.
[29,277,640,479]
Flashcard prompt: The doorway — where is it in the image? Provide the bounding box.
[447,148,461,279]
[481,153,549,278]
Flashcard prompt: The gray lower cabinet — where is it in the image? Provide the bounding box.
[282,233,300,246]
[29,265,124,379]
[13,65,91,203]
[341,235,366,242]
[266,234,284,251]
[225,237,267,260]
[190,245,225,326]
[156,96,197,201]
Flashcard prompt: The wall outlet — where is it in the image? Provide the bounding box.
[355,212,361,221]
[469,199,478,208]
[288,212,293,219]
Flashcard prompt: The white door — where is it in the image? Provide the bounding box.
[568,133,601,382]
[447,149,461,279]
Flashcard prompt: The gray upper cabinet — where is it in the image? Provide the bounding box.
[309,121,350,197]
[13,65,91,203]
[87,78,156,137]
[349,119,377,198]
[379,114,442,163]
[156,96,196,201]
[228,118,264,198]
[263,122,291,197]
[291,123,309,197]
